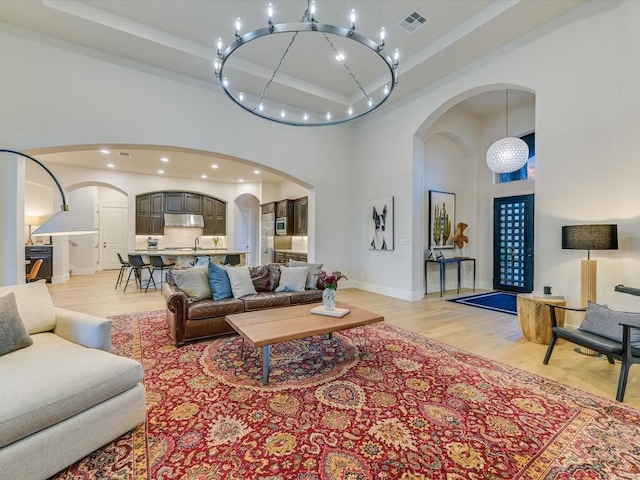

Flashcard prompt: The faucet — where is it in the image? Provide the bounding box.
[194,237,199,251]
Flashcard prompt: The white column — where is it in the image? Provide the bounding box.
[0,152,26,285]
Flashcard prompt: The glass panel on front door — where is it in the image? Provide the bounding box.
[493,194,534,293]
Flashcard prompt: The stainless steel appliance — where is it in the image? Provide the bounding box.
[146,237,159,249]
[261,212,275,264]
[275,217,287,235]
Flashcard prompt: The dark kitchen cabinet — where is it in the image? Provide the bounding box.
[25,245,53,282]
[293,196,308,236]
[214,199,226,235]
[203,196,227,236]
[276,199,294,235]
[137,191,224,235]
[276,199,293,219]
[261,202,276,215]
[136,193,164,235]
[165,192,202,214]
[274,250,308,264]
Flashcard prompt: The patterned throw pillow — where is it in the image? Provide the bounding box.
[579,301,640,348]
[0,293,33,356]
[249,265,271,292]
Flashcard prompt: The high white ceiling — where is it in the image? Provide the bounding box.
[0,0,583,183]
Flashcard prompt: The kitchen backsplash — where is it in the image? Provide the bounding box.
[135,228,226,250]
[291,236,308,252]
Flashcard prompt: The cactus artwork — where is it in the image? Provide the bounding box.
[432,203,451,246]
[429,191,455,249]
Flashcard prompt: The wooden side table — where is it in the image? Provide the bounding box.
[516,294,565,344]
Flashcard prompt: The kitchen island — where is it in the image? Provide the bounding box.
[133,249,248,268]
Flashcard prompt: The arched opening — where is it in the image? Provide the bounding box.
[415,85,536,295]
[234,193,260,267]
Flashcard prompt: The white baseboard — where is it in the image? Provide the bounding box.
[71,268,96,276]
[51,273,70,284]
[345,281,422,302]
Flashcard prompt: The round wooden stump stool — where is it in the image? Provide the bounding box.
[516,294,565,344]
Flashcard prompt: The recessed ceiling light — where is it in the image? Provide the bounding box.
[201,174,207,179]
[158,170,165,174]
[100,149,110,154]
[211,164,218,169]
[239,179,244,183]
[106,163,115,168]
[161,157,169,162]
[253,169,260,174]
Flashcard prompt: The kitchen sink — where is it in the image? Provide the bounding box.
[164,247,195,251]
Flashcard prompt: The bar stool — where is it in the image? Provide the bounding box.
[115,253,130,289]
[146,255,175,292]
[124,254,157,292]
[191,254,210,266]
[223,254,241,266]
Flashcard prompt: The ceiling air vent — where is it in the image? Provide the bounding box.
[118,151,131,158]
[399,12,428,33]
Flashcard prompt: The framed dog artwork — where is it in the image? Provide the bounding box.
[368,196,394,250]
[429,190,455,249]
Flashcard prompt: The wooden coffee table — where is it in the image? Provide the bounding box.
[225,302,384,384]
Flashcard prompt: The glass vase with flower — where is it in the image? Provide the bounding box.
[318,270,348,310]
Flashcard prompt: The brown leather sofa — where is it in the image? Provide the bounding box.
[162,264,323,346]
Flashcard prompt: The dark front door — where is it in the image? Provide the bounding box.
[493,194,534,293]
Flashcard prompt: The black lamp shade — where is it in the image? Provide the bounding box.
[562,224,618,251]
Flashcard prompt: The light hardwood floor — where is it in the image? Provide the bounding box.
[47,271,640,408]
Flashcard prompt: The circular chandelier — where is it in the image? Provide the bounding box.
[214,1,399,126]
[486,90,529,173]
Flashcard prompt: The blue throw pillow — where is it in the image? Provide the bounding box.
[208,261,232,300]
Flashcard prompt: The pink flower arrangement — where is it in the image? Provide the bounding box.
[318,270,348,290]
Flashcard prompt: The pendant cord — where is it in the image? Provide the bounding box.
[505,89,509,137]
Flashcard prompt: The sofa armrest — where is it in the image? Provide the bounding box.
[53,307,112,352]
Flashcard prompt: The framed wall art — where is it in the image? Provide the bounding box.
[368,196,394,250]
[429,190,455,249]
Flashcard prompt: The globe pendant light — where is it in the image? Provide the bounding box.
[486,90,529,174]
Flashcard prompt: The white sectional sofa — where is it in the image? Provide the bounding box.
[0,281,146,479]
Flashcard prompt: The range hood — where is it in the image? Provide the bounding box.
[164,214,205,228]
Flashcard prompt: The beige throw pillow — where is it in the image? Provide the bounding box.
[171,266,212,303]
[288,260,323,289]
[275,266,309,292]
[225,266,258,298]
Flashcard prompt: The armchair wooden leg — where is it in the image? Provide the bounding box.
[616,360,630,402]
[543,333,558,365]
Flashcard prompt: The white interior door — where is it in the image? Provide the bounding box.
[101,206,128,270]
[241,208,254,266]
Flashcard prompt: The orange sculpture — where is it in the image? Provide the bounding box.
[452,222,469,249]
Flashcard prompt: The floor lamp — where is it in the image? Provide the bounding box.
[1,149,98,236]
[562,224,618,354]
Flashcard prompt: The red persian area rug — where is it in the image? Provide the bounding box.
[51,310,640,480]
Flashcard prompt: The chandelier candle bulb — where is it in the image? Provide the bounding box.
[235,17,241,39]
[379,27,385,49]
[216,37,222,56]
[349,9,356,33]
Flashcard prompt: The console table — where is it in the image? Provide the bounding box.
[425,258,476,297]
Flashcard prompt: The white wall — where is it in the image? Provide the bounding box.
[352,1,640,309]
